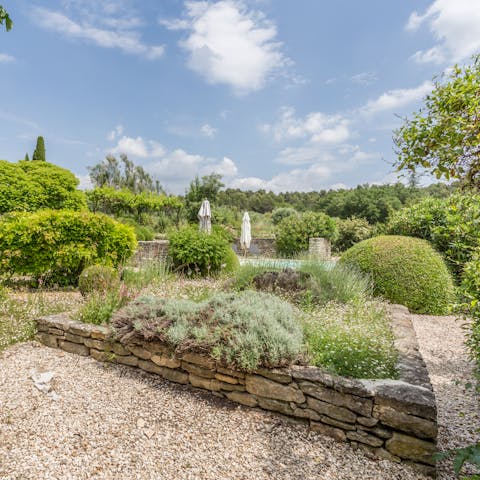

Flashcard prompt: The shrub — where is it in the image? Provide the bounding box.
[334,217,373,252]
[340,235,455,314]
[223,248,240,273]
[74,284,135,325]
[122,259,170,289]
[233,261,371,307]
[168,226,230,276]
[386,193,480,280]
[271,207,297,226]
[460,248,480,368]
[302,300,398,379]
[112,291,304,371]
[78,265,119,297]
[0,210,137,285]
[276,211,337,257]
[0,160,87,213]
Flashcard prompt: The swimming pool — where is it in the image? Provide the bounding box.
[238,257,336,270]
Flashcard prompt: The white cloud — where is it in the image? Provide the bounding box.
[146,150,239,193]
[0,53,15,63]
[361,81,433,115]
[351,71,378,86]
[261,107,351,145]
[406,0,480,64]
[76,174,93,191]
[107,124,124,141]
[160,0,288,94]
[33,7,164,59]
[200,123,217,138]
[109,136,166,157]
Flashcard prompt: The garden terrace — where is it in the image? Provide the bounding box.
[36,303,438,477]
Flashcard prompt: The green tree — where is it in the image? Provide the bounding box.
[0,5,12,31]
[184,173,224,222]
[32,136,46,161]
[88,154,163,194]
[24,153,30,161]
[394,54,480,188]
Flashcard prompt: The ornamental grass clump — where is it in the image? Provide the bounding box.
[302,300,398,379]
[112,291,304,371]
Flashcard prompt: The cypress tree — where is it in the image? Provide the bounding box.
[32,136,46,161]
[24,153,30,161]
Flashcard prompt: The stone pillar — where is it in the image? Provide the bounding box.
[308,237,331,259]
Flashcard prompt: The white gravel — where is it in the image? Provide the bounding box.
[411,314,480,479]
[0,313,477,480]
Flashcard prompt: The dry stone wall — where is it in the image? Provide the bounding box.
[36,309,437,477]
[131,240,169,266]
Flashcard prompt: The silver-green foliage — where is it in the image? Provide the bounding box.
[112,291,304,371]
[302,300,398,379]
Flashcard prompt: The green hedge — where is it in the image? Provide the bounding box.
[168,226,231,276]
[340,235,455,314]
[386,194,480,280]
[275,211,337,257]
[0,160,87,213]
[0,210,137,285]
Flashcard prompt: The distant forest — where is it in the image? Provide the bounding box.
[214,182,454,224]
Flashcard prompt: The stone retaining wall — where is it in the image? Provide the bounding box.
[232,237,277,257]
[35,309,437,477]
[131,240,170,266]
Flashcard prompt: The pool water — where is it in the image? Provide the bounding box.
[238,257,336,270]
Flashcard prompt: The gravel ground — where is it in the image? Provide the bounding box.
[0,314,477,480]
[411,314,480,479]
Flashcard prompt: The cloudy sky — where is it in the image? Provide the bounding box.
[1,0,479,194]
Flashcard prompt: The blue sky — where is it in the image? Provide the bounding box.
[1,0,479,194]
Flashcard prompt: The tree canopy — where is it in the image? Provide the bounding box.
[89,154,164,194]
[0,5,12,31]
[394,54,480,189]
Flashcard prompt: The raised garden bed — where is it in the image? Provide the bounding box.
[36,303,437,477]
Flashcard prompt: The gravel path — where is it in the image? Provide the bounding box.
[411,314,480,479]
[0,314,478,479]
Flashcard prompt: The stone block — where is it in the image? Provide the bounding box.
[321,415,356,431]
[306,397,357,424]
[111,342,130,356]
[189,374,221,391]
[257,397,294,416]
[364,379,436,420]
[217,366,245,379]
[151,354,181,369]
[346,430,384,447]
[35,333,58,348]
[226,391,258,407]
[68,323,94,338]
[58,340,89,356]
[39,314,72,331]
[246,375,305,404]
[310,422,346,442]
[84,338,107,351]
[182,352,216,369]
[182,362,215,379]
[373,404,437,440]
[91,326,111,340]
[357,416,378,427]
[359,424,392,439]
[127,345,152,360]
[289,366,334,387]
[48,328,65,336]
[161,367,188,385]
[301,383,372,417]
[385,432,436,465]
[215,373,238,384]
[292,407,321,421]
[217,381,245,392]
[254,367,292,384]
[90,349,112,362]
[334,377,374,398]
[357,444,400,463]
[65,333,86,344]
[115,355,138,367]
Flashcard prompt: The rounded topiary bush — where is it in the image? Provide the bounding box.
[0,209,137,285]
[340,235,455,314]
[223,248,240,273]
[78,265,119,297]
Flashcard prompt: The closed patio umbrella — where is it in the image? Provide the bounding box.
[240,211,251,256]
[198,199,212,234]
